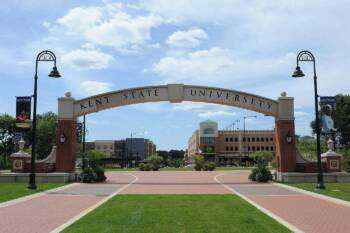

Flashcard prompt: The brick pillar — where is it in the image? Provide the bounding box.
[56,93,76,173]
[275,120,296,172]
[56,120,76,172]
[275,93,296,173]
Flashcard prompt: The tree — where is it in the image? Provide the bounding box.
[169,150,185,159]
[36,112,57,159]
[147,154,163,171]
[334,95,350,148]
[194,155,205,171]
[87,150,104,168]
[251,151,273,163]
[0,114,16,168]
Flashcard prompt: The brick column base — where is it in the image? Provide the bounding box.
[56,119,77,172]
[275,120,296,173]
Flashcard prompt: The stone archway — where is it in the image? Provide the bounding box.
[56,84,296,177]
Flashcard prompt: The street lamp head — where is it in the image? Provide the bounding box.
[48,66,61,78]
[292,65,305,78]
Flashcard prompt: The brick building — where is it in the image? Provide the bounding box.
[187,120,275,165]
[86,138,156,167]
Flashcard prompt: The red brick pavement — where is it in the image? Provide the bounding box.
[2,171,350,233]
[216,171,350,233]
[120,171,230,194]
[0,173,135,233]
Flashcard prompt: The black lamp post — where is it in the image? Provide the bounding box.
[28,50,61,190]
[292,50,325,190]
[82,114,86,170]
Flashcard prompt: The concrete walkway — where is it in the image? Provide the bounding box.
[216,171,350,233]
[0,173,136,233]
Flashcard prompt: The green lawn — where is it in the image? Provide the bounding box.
[291,183,350,202]
[0,183,65,203]
[64,195,290,233]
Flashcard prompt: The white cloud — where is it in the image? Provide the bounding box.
[172,102,235,119]
[166,28,208,48]
[42,21,51,28]
[80,81,114,95]
[56,6,102,35]
[51,3,164,53]
[61,48,114,69]
[198,110,235,118]
[139,0,246,23]
[152,47,234,83]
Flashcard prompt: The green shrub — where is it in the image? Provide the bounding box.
[249,157,272,182]
[80,167,96,183]
[144,163,152,171]
[93,166,106,182]
[194,155,204,171]
[203,162,216,171]
[147,155,163,171]
[80,166,106,183]
[139,163,145,171]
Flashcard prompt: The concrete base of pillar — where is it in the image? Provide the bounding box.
[0,172,76,183]
[276,172,350,183]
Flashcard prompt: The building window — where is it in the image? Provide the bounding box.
[248,146,251,151]
[230,146,233,151]
[230,137,233,142]
[248,137,251,142]
[271,146,274,151]
[226,146,229,151]
[257,146,260,151]
[243,137,246,142]
[235,146,238,151]
[270,137,274,141]
[256,138,260,142]
[252,138,255,142]
[225,137,228,142]
[235,138,238,142]
[203,128,214,134]
[266,146,269,151]
[266,137,269,142]
[252,146,255,151]
[261,138,264,142]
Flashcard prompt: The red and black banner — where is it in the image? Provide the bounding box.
[15,96,32,129]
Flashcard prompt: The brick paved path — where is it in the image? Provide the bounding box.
[121,171,230,194]
[2,171,350,233]
[0,173,135,233]
[216,171,350,233]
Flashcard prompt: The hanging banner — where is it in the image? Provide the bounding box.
[319,96,336,134]
[15,96,32,129]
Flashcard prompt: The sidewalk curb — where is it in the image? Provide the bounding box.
[274,182,350,208]
[214,173,304,233]
[50,173,138,233]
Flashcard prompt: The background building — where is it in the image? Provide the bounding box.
[187,120,275,165]
[86,138,156,167]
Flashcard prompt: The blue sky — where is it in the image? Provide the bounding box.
[0,0,349,150]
